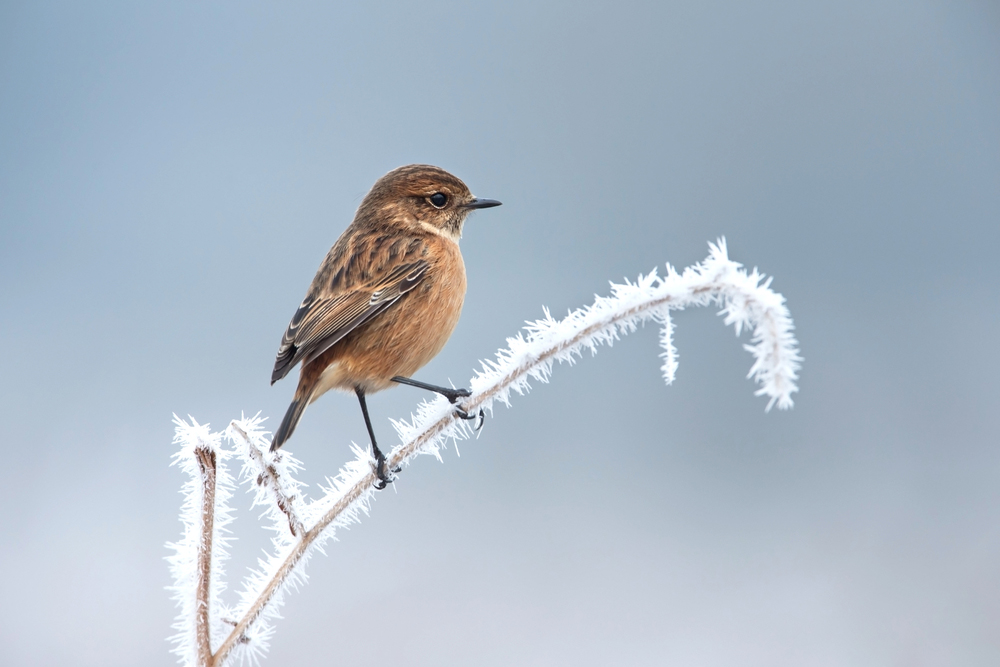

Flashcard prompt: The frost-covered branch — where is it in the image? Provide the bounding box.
[168,240,801,666]
[230,422,304,538]
[166,420,235,667]
[193,446,216,665]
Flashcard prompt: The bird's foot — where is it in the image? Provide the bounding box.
[454,405,486,432]
[371,452,399,490]
[440,388,484,430]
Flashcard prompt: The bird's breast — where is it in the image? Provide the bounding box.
[319,240,467,394]
[387,242,467,371]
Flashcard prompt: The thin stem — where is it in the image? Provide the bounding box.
[194,446,217,667]
[230,422,303,537]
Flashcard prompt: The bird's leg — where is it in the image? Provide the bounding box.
[391,376,485,431]
[356,387,395,489]
[391,376,470,402]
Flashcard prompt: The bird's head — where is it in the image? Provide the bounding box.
[357,164,501,241]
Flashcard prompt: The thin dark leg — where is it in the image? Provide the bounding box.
[390,376,470,403]
[391,376,485,430]
[356,387,392,489]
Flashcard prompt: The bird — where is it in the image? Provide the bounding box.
[268,164,501,488]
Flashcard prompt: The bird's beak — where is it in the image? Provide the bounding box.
[463,198,502,210]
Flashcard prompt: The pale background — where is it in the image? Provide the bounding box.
[1,1,999,665]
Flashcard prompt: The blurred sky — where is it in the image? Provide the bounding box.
[1,1,999,665]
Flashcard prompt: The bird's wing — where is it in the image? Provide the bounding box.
[270,259,430,384]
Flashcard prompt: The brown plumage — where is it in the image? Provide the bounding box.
[269,164,501,487]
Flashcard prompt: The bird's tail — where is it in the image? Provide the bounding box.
[271,396,308,451]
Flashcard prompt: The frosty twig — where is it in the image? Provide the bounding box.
[193,446,216,666]
[229,422,303,537]
[169,240,801,666]
[167,420,235,667]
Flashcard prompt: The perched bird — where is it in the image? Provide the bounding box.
[269,164,501,487]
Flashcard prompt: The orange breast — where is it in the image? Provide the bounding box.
[303,238,467,396]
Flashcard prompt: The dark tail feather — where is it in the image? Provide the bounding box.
[271,397,308,451]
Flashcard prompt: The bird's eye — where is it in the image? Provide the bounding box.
[428,193,448,208]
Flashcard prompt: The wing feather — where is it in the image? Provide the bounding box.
[270,259,429,384]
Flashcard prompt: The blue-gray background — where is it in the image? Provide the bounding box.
[2,1,998,665]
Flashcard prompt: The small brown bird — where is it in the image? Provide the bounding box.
[269,164,501,487]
